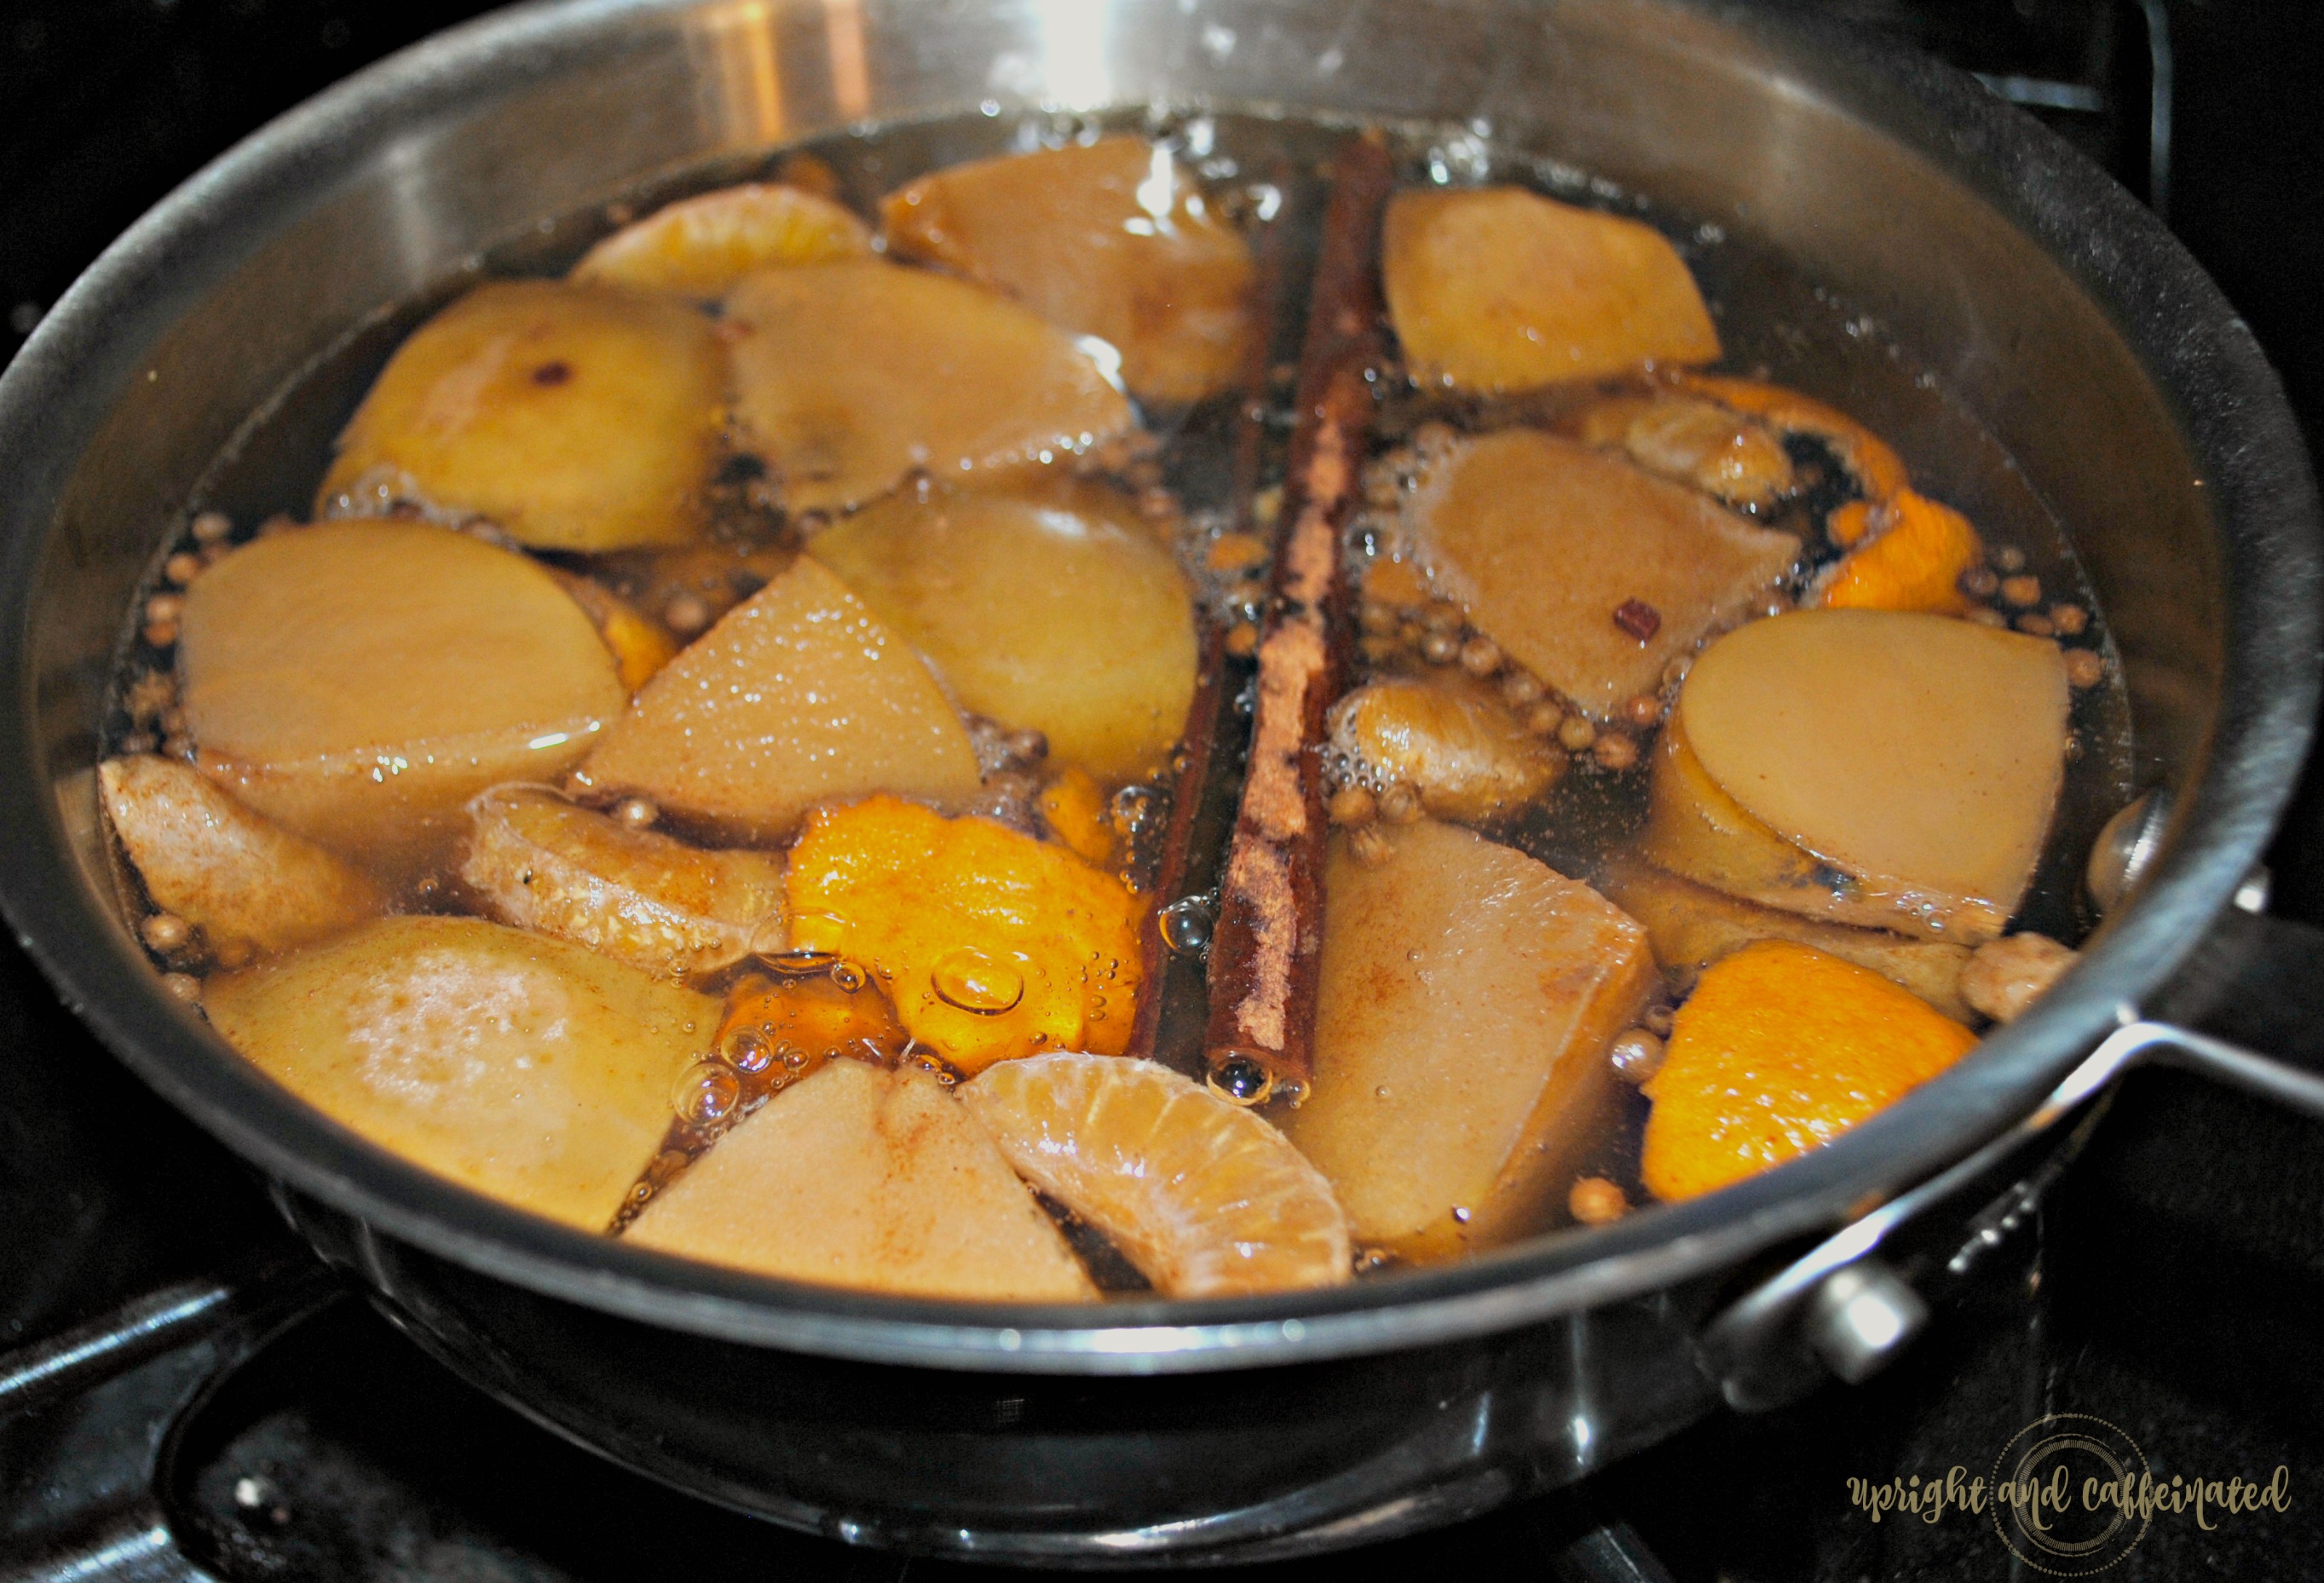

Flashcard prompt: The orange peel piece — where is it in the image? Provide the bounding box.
[1670,372,1911,504]
[1814,489,1984,616]
[785,796,1145,1073]
[1641,939,1976,1200]
[1039,765,1116,866]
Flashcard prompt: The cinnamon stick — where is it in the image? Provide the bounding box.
[1202,132,1391,1100]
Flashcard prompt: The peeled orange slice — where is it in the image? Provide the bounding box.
[571,181,874,298]
[960,1052,1352,1298]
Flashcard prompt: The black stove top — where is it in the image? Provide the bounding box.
[4,3,2323,1579]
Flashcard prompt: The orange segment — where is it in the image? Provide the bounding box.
[570,182,874,297]
[1641,940,1976,1200]
[1814,489,1984,616]
[785,796,1145,1073]
[960,1052,1352,1298]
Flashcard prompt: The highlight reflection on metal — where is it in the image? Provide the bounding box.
[822,0,869,119]
[695,0,786,142]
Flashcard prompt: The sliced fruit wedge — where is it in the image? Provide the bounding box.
[723,259,1135,515]
[960,1051,1352,1298]
[571,181,873,297]
[460,786,785,977]
[626,1059,1098,1301]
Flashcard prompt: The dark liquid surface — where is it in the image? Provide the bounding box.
[118,106,2135,1258]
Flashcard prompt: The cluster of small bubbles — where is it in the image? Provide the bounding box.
[1110,784,1156,836]
[1272,1077,1309,1108]
[1424,132,1490,187]
[1207,1053,1274,1106]
[931,946,1026,1016]
[1158,895,1214,956]
[672,1061,741,1125]
[830,959,869,993]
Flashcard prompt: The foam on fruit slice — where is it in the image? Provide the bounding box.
[570,181,874,298]
[880,136,1254,405]
[1325,674,1563,826]
[460,786,786,978]
[101,754,391,958]
[810,481,1197,781]
[626,1059,1097,1301]
[179,521,628,882]
[1402,429,1797,719]
[1282,820,1655,1259]
[1659,608,2068,944]
[961,1052,1351,1298]
[723,259,1135,514]
[317,280,724,551]
[204,916,716,1230]
[1384,187,1721,393]
[579,558,981,844]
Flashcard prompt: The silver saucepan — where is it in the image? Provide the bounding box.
[2,0,2320,1563]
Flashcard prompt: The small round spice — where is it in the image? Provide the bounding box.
[1641,1003,1675,1038]
[164,553,204,587]
[2014,613,2056,637]
[1138,486,1176,521]
[1225,622,1260,659]
[2065,648,2106,689]
[1557,714,1598,753]
[613,797,660,831]
[117,732,156,756]
[141,912,193,954]
[1609,1027,1665,1085]
[1348,825,1395,868]
[1966,606,2009,629]
[1525,700,1564,737]
[190,510,234,545]
[1328,785,1377,826]
[162,734,195,760]
[1457,636,1502,677]
[1994,545,2027,573]
[1359,635,1397,664]
[1620,693,1663,730]
[142,620,179,650]
[1958,565,2000,600]
[1377,781,1423,825]
[1398,620,1427,649]
[1420,600,1465,636]
[1569,1177,1630,1226]
[144,593,186,626]
[1592,731,1639,772]
[212,936,256,970]
[161,971,203,1004]
[1358,600,1398,636]
[159,706,187,737]
[1418,630,1459,665]
[2049,602,2088,636]
[1205,532,1267,573]
[662,592,712,636]
[1999,574,2042,608]
[1500,670,1543,708]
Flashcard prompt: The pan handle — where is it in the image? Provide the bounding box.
[1698,904,2324,1413]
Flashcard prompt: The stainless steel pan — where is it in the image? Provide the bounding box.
[1,0,2319,1563]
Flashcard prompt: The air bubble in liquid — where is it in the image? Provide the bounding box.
[931,947,1025,1016]
[1159,896,1214,956]
[830,960,868,993]
[673,1062,741,1125]
[723,1027,776,1074]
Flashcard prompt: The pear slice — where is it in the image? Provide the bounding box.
[625,1059,1097,1301]
[180,521,628,881]
[578,557,981,843]
[318,280,724,551]
[204,916,716,1230]
[1643,609,2069,943]
[1282,820,1655,1259]
[809,481,1196,780]
[460,786,786,977]
[1384,187,1721,392]
[1595,853,1974,1022]
[1402,429,1797,719]
[101,754,390,958]
[881,136,1254,404]
[723,260,1135,515]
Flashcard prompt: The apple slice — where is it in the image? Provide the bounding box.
[318,280,724,551]
[101,754,389,958]
[180,521,628,881]
[625,1059,1097,1301]
[809,481,1197,780]
[578,557,981,843]
[723,260,1135,515]
[204,916,716,1230]
[1384,187,1720,392]
[881,136,1254,404]
[1281,820,1655,1258]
